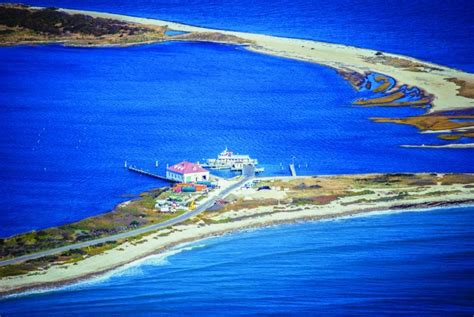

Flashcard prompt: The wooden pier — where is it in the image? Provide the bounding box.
[127,166,177,182]
[289,163,297,177]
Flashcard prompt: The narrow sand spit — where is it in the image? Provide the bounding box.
[401,143,474,148]
[2,8,474,296]
[51,8,474,114]
[1,181,473,296]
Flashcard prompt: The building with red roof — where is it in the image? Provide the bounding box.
[166,161,210,183]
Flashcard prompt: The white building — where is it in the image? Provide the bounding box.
[166,161,210,183]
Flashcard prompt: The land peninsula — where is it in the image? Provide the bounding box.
[2,4,474,145]
[1,4,474,297]
[1,4,474,144]
[0,4,167,46]
[1,173,474,296]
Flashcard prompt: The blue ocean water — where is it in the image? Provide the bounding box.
[0,1,473,314]
[18,0,474,72]
[2,207,473,315]
[1,42,473,237]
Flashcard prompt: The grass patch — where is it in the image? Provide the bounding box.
[0,187,189,259]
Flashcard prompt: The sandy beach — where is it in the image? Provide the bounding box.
[1,174,473,296]
[1,7,474,298]
[47,8,474,115]
[401,143,474,149]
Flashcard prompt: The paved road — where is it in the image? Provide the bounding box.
[0,176,253,266]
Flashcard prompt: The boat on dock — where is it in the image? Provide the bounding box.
[202,148,264,173]
[231,166,265,173]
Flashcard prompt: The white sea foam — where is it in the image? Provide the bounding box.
[4,243,208,299]
[6,204,472,299]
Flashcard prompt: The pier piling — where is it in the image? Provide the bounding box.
[289,164,297,177]
[127,166,176,182]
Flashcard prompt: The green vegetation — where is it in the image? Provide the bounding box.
[0,187,182,260]
[0,240,121,278]
[206,173,474,220]
[0,265,30,277]
[1,173,473,279]
[0,224,181,278]
[293,195,338,206]
[170,31,251,45]
[208,198,280,213]
[0,4,166,46]
[0,5,139,36]
[346,189,376,196]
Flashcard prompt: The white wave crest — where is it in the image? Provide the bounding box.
[4,243,208,298]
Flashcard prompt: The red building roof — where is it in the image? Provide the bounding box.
[167,161,208,175]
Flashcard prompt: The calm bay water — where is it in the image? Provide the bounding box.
[0,0,473,314]
[1,207,474,315]
[1,42,473,236]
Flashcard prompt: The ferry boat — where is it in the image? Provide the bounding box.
[202,148,264,173]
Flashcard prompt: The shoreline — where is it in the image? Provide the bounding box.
[3,5,474,142]
[1,196,473,297]
[52,7,474,115]
[401,143,474,149]
[1,7,474,298]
